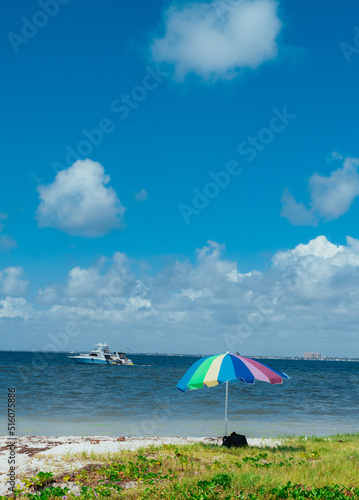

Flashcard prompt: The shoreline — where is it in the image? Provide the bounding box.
[0,435,280,495]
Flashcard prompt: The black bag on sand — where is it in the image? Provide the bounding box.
[222,432,248,448]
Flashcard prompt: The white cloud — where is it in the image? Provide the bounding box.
[310,157,359,219]
[273,235,347,267]
[134,189,148,202]
[62,252,136,305]
[37,286,58,305]
[280,188,318,226]
[272,235,359,304]
[0,267,28,297]
[226,269,262,282]
[0,297,34,320]
[330,151,343,161]
[68,266,101,297]
[36,159,125,237]
[0,235,17,250]
[151,0,282,80]
[4,237,359,357]
[0,212,8,231]
[128,296,152,310]
[281,156,359,226]
[0,213,17,250]
[178,288,213,300]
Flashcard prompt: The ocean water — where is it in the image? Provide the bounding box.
[1,352,359,437]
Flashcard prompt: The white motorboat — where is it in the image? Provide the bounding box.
[68,343,133,365]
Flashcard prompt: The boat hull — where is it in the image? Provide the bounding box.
[72,357,110,365]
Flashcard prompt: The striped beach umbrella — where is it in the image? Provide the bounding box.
[177,352,289,436]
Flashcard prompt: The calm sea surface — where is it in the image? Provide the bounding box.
[1,352,359,437]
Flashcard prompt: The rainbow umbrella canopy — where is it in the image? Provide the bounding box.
[177,352,289,436]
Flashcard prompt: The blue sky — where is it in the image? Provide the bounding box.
[1,0,359,356]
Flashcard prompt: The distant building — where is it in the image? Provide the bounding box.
[304,352,321,359]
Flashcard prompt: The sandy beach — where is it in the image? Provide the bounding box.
[0,435,280,496]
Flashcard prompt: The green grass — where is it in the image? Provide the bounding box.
[6,433,359,499]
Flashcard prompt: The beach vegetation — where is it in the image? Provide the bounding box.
[6,433,359,500]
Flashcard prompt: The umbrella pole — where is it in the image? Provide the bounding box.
[224,381,228,436]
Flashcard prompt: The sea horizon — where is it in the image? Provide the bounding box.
[3,350,359,362]
[2,352,359,438]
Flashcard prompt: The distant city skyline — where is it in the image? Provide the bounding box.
[1,0,359,357]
